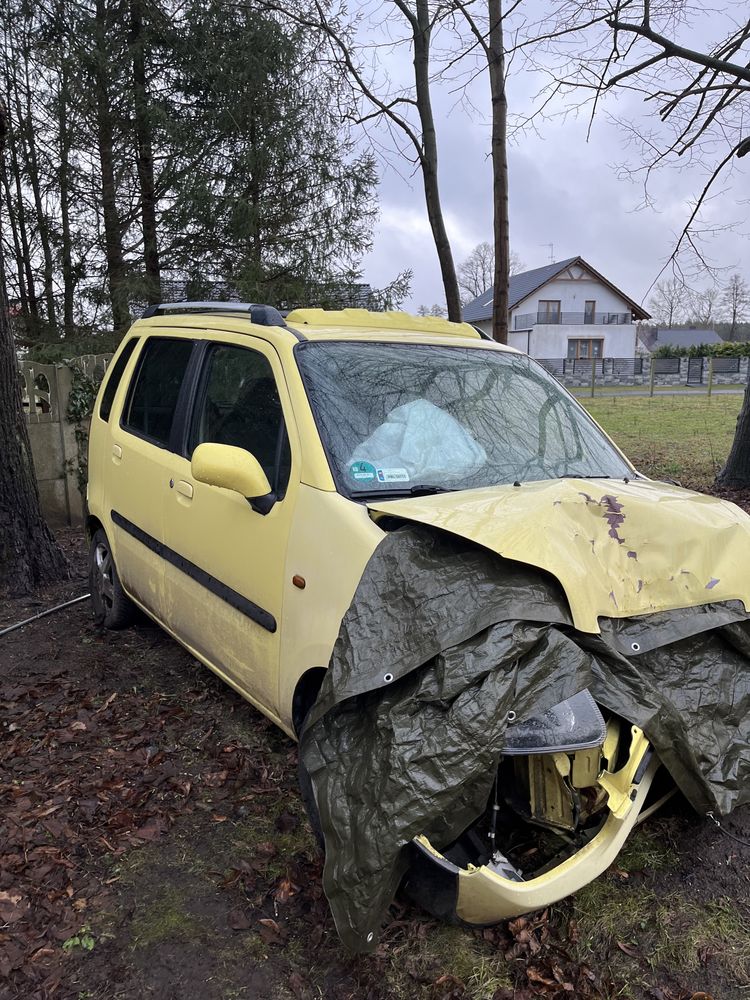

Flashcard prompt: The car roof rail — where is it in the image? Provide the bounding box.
[141,301,288,328]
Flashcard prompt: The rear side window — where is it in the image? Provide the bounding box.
[122,338,193,447]
[190,344,291,496]
[99,338,139,421]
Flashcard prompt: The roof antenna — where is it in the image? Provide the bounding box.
[539,243,555,264]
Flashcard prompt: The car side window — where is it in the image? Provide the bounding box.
[99,337,139,422]
[190,344,291,497]
[122,338,194,447]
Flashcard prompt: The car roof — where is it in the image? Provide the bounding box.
[130,303,520,353]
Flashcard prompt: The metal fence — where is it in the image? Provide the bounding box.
[534,355,749,389]
[537,357,645,377]
[514,311,632,330]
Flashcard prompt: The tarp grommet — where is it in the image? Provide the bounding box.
[383,673,394,683]
[507,710,517,723]
[631,642,641,652]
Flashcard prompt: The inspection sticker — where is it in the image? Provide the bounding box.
[376,468,410,483]
[349,461,377,481]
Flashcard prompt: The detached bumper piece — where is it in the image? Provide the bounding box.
[404,720,658,926]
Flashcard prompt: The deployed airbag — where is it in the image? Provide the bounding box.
[348,399,487,483]
[299,526,750,952]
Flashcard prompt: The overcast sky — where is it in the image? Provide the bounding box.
[354,5,749,312]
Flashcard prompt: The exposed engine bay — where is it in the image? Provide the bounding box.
[404,691,676,922]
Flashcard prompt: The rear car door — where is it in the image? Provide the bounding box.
[160,338,297,716]
[108,335,196,621]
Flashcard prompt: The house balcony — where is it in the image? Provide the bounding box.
[513,311,633,330]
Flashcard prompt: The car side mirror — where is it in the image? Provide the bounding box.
[191,443,275,514]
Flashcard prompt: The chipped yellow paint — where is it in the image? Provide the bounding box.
[369,477,750,633]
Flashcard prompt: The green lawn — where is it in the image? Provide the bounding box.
[581,394,744,491]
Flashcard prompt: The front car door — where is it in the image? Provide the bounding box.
[161,337,297,718]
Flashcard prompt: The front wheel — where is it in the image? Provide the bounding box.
[89,527,135,629]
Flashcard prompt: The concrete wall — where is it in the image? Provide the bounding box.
[528,323,636,358]
[20,354,112,527]
[476,322,637,358]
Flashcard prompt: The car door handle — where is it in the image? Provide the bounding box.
[175,480,194,500]
[112,444,122,463]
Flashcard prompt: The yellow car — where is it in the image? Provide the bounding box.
[87,303,750,950]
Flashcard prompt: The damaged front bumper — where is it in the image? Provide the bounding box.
[405,710,661,926]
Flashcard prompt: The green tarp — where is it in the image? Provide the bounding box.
[299,526,750,952]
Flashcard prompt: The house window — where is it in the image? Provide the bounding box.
[538,300,561,323]
[584,300,596,324]
[567,338,604,360]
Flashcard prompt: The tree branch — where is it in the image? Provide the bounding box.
[607,18,750,84]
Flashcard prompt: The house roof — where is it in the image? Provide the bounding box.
[654,328,723,348]
[461,255,651,323]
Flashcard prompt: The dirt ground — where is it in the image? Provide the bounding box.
[1,519,749,1000]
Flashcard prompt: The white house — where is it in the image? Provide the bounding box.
[462,256,650,359]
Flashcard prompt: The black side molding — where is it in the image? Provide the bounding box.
[111,510,277,633]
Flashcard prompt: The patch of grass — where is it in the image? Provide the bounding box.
[384,924,513,999]
[131,887,203,949]
[580,395,743,490]
[228,799,317,879]
[616,827,677,873]
[570,874,750,984]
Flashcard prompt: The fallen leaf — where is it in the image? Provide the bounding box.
[617,940,641,959]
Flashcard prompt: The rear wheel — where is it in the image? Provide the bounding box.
[89,528,135,629]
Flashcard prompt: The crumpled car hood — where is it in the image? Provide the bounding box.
[368,477,750,632]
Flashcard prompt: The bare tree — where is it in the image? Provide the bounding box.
[648,278,687,327]
[722,274,750,340]
[529,2,750,482]
[458,240,524,304]
[417,302,447,316]
[257,0,462,321]
[445,1,511,342]
[0,98,69,593]
[688,286,720,327]
[531,2,749,279]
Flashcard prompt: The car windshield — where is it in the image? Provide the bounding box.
[295,341,633,496]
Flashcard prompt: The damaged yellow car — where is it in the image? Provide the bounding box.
[87,304,750,952]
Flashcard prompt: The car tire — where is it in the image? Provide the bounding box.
[89,527,135,629]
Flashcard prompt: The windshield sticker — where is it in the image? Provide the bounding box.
[349,461,377,482]
[376,468,410,483]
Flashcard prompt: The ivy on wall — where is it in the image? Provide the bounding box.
[65,365,103,499]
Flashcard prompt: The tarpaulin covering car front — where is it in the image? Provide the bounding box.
[299,523,750,953]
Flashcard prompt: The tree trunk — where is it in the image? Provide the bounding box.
[716,384,750,488]
[488,0,509,344]
[0,100,69,595]
[413,0,461,323]
[95,0,130,331]
[6,114,39,321]
[15,58,57,332]
[58,46,75,338]
[0,159,29,317]
[130,0,161,304]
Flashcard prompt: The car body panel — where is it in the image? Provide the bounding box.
[277,485,385,733]
[368,477,750,632]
